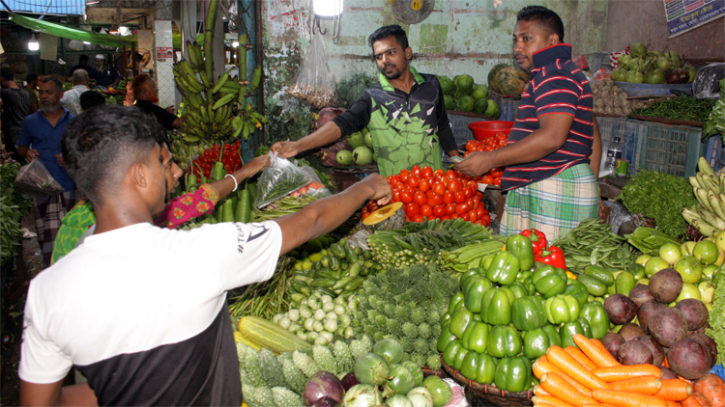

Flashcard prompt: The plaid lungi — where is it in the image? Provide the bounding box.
[500,164,599,240]
[33,191,77,267]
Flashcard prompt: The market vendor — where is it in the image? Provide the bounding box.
[18,105,391,406]
[272,25,459,177]
[132,73,184,131]
[93,54,122,89]
[455,6,600,239]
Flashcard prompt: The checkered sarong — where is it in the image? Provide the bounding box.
[33,191,76,266]
[500,164,599,241]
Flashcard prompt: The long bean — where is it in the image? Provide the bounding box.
[553,218,637,273]
[631,97,715,122]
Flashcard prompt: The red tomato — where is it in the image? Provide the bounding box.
[400,190,414,204]
[412,214,424,223]
[491,167,504,177]
[461,213,470,222]
[475,192,484,201]
[368,201,379,212]
[433,169,445,179]
[453,191,466,204]
[469,210,478,222]
[413,191,427,206]
[440,215,451,221]
[450,213,461,219]
[445,203,456,215]
[418,178,431,192]
[420,204,433,218]
[432,182,446,195]
[405,203,420,217]
[400,169,410,182]
[433,204,446,217]
[462,187,473,199]
[422,166,433,178]
[411,165,422,177]
[456,202,470,214]
[407,175,420,188]
[447,179,460,193]
[428,193,443,207]
[443,191,455,204]
[481,175,494,184]
[389,175,402,184]
[476,206,486,217]
[494,177,502,186]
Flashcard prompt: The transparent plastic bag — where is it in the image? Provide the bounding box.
[286,32,337,109]
[256,153,313,208]
[15,159,64,195]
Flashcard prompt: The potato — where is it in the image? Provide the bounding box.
[635,335,665,366]
[689,333,718,368]
[638,301,667,333]
[649,307,688,347]
[604,294,639,325]
[618,339,654,365]
[675,299,709,331]
[619,323,646,341]
[629,284,655,308]
[601,332,626,360]
[668,336,712,380]
[649,269,683,304]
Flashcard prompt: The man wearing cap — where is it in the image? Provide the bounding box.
[93,54,122,89]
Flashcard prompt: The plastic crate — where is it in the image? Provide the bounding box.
[597,117,639,176]
[489,92,520,122]
[705,135,725,172]
[448,112,490,146]
[634,121,705,177]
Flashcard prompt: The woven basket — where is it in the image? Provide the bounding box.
[422,367,449,379]
[441,355,533,407]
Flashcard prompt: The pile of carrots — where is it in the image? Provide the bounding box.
[530,334,725,407]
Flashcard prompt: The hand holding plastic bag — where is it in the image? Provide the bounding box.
[15,159,64,195]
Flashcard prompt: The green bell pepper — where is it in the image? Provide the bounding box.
[486,251,521,286]
[578,301,610,339]
[584,265,615,286]
[523,324,561,359]
[438,325,458,352]
[448,292,464,315]
[453,346,469,371]
[462,320,489,354]
[545,294,580,325]
[577,273,609,297]
[481,253,496,270]
[460,351,482,381]
[516,271,536,295]
[460,270,479,293]
[441,312,452,328]
[487,325,522,358]
[506,234,535,271]
[480,287,515,326]
[532,265,568,298]
[477,353,498,385]
[494,356,532,393]
[442,339,463,367]
[508,282,530,299]
[449,307,473,338]
[511,295,548,331]
[615,271,636,296]
[563,280,590,308]
[464,276,493,313]
[559,318,592,347]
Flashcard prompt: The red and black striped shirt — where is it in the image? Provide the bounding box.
[501,44,594,191]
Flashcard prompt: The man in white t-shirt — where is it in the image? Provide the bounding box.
[18,105,392,406]
[60,69,90,116]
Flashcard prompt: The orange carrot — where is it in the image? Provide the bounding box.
[547,346,611,390]
[591,389,668,407]
[591,338,607,350]
[574,334,621,368]
[608,375,661,395]
[533,358,593,396]
[681,392,712,407]
[656,379,693,401]
[534,385,552,397]
[541,372,598,406]
[592,364,663,382]
[693,373,725,406]
[664,356,670,369]
[666,401,683,407]
[531,395,576,407]
[533,403,559,407]
[566,346,599,370]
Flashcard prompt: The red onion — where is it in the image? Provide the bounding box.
[303,371,345,407]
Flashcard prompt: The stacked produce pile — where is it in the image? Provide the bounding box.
[630,96,715,123]
[611,43,696,84]
[437,73,501,118]
[553,219,637,274]
[381,166,491,224]
[462,134,508,187]
[592,79,648,116]
[333,128,375,167]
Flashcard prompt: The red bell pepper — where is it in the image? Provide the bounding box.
[521,229,547,257]
[536,246,567,271]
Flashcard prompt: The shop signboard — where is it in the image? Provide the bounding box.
[663,0,725,37]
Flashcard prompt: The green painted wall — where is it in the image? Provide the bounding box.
[261,0,608,145]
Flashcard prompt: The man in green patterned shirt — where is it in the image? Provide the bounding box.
[272,25,459,177]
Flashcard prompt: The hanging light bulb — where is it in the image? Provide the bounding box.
[28,33,39,51]
[232,40,240,48]
[313,0,343,19]
[118,26,129,36]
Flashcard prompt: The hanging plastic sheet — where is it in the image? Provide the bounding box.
[9,13,136,49]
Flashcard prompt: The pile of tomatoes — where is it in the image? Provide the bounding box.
[363,165,491,226]
[191,140,243,183]
[464,132,509,186]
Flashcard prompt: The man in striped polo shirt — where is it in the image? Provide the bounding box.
[456,6,601,239]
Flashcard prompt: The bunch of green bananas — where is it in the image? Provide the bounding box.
[169,133,213,171]
[173,39,267,146]
[683,157,725,236]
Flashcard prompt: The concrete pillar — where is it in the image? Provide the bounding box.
[153,20,176,109]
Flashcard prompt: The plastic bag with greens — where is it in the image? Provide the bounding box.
[255,153,313,208]
[15,159,64,196]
